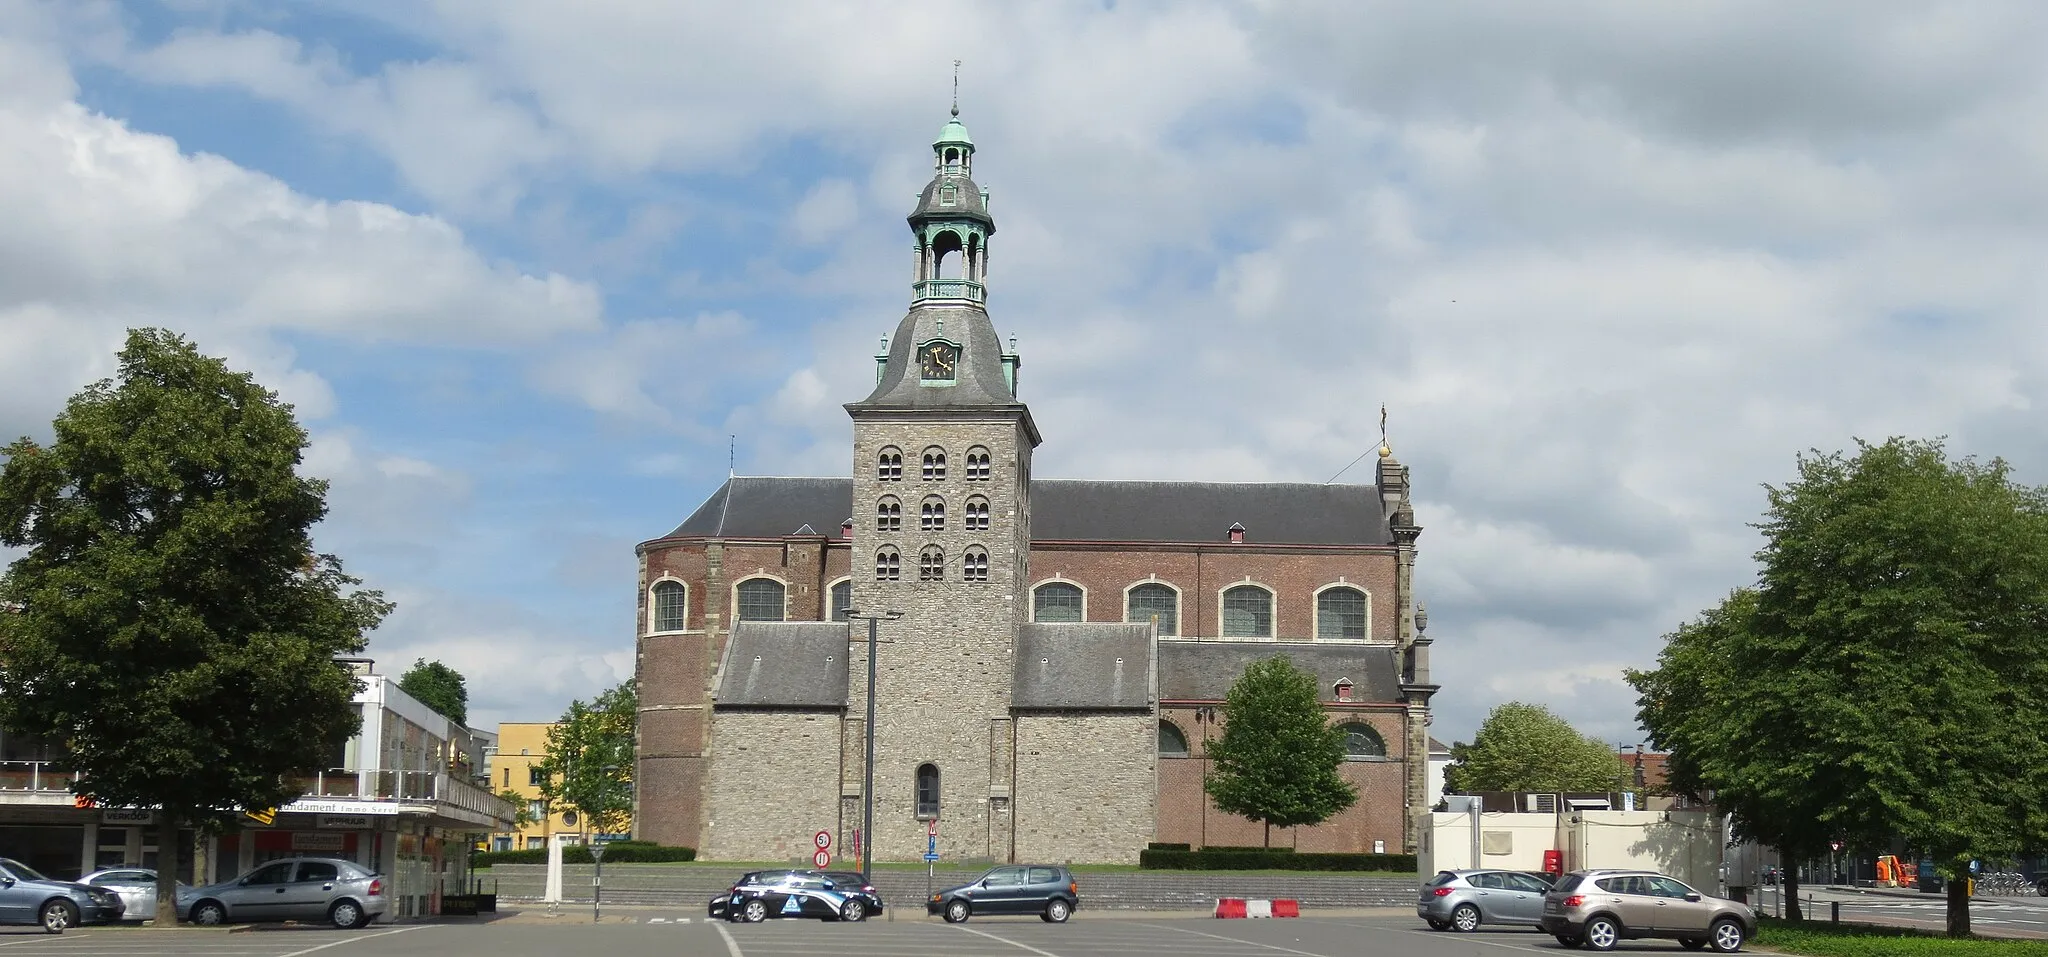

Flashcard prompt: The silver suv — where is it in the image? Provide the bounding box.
[1539,868,1755,952]
[184,858,386,929]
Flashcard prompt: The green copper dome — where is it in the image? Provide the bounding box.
[934,114,974,149]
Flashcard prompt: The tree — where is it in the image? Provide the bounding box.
[1632,438,2048,935]
[0,329,391,923]
[537,679,637,839]
[1749,438,2048,936]
[397,658,469,726]
[1203,656,1357,848]
[1629,589,1839,921]
[1441,702,1631,796]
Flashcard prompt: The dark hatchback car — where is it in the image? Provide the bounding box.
[928,865,1078,923]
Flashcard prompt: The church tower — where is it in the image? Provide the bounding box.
[842,106,1040,863]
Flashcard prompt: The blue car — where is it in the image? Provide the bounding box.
[0,858,124,932]
[715,870,871,923]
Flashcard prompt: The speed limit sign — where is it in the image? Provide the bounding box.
[814,830,831,850]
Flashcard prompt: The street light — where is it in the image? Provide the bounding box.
[841,607,902,884]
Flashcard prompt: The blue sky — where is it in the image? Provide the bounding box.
[3,1,2047,743]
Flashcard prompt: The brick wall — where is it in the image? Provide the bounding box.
[1029,544,1399,641]
[1013,713,1156,865]
[701,710,844,861]
[1155,708,1408,853]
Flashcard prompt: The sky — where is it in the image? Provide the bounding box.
[2,1,2046,745]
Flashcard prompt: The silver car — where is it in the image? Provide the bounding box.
[184,858,386,929]
[1419,869,1553,932]
[80,868,192,922]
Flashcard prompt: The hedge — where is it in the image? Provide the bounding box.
[1146,842,1192,852]
[1138,848,1415,872]
[472,841,696,867]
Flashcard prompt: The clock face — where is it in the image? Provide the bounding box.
[919,342,959,381]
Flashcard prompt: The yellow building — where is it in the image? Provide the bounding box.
[487,722,632,851]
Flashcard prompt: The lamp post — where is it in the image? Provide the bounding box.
[841,608,901,884]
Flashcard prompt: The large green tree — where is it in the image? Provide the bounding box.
[397,657,469,726]
[1634,438,2048,935]
[1629,589,1839,920]
[1752,438,2048,936]
[1203,656,1357,848]
[0,329,391,924]
[1442,702,1631,797]
[538,679,637,839]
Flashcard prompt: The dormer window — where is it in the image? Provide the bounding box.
[1228,523,1246,544]
[940,185,958,206]
[1334,678,1354,703]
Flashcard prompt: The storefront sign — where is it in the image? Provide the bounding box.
[290,832,347,852]
[278,800,400,815]
[100,808,155,825]
[317,814,375,830]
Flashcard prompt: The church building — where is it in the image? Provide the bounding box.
[632,109,1437,866]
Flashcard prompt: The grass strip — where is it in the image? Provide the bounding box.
[1756,917,2048,956]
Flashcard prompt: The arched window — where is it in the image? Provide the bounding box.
[829,580,852,621]
[964,496,991,531]
[1158,721,1190,758]
[1317,587,1369,640]
[877,447,903,482]
[650,580,686,633]
[876,496,902,532]
[966,447,992,480]
[1033,582,1083,622]
[963,547,989,582]
[921,496,946,531]
[735,579,785,622]
[919,546,945,582]
[915,763,940,819]
[1222,585,1272,638]
[876,547,900,581]
[1126,583,1178,636]
[1338,723,1387,761]
[922,447,948,480]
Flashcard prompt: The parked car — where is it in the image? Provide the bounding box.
[1419,868,1553,932]
[809,870,886,916]
[183,857,386,929]
[717,870,871,922]
[927,864,1079,923]
[1539,868,1756,952]
[0,857,125,932]
[80,868,192,922]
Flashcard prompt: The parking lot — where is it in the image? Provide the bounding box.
[0,913,1723,957]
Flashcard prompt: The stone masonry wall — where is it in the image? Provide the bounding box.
[848,412,1032,864]
[1013,712,1156,865]
[701,710,844,861]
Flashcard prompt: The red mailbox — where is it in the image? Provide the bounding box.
[1542,849,1564,875]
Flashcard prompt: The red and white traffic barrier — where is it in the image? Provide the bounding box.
[1214,898,1300,918]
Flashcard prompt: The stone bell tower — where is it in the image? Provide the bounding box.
[841,104,1041,863]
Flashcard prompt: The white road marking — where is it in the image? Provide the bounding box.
[950,924,1068,957]
[714,921,746,957]
[276,926,425,957]
[1137,922,1336,957]
[0,937,90,948]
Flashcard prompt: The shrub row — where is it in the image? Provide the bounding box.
[472,841,696,867]
[1138,849,1416,872]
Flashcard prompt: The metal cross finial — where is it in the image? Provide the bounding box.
[952,60,961,117]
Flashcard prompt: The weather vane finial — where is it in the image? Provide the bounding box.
[1378,404,1392,457]
[951,59,961,117]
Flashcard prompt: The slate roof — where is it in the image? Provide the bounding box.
[1156,641,1401,703]
[713,621,850,709]
[909,172,993,226]
[849,302,1021,410]
[656,477,1389,546]
[1012,623,1156,711]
